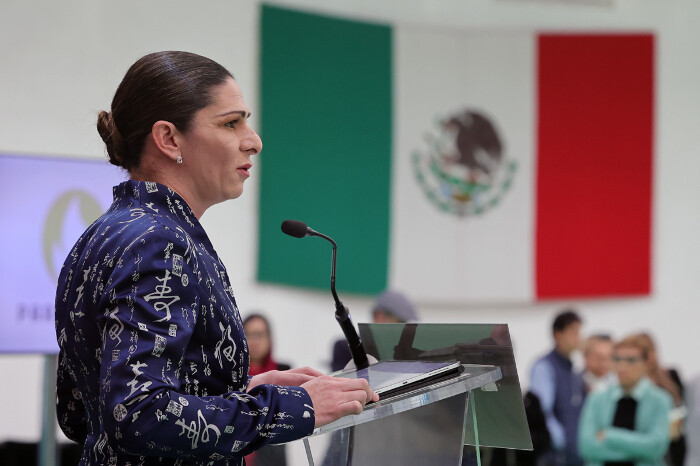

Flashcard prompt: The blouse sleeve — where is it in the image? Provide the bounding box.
[98,228,314,462]
[577,391,628,462]
[56,347,88,444]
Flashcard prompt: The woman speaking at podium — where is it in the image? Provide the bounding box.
[54,51,376,466]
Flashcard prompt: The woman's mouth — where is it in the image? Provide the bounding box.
[237,163,252,178]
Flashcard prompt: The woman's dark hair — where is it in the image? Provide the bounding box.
[552,309,581,334]
[242,313,271,337]
[97,51,233,170]
[615,335,650,361]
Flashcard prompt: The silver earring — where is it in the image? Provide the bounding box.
[176,155,183,164]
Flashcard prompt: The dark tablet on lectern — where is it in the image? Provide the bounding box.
[334,360,464,400]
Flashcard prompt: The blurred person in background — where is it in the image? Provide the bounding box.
[244,313,292,376]
[330,290,419,372]
[578,335,672,466]
[530,309,586,465]
[582,335,616,393]
[636,333,686,466]
[243,314,291,466]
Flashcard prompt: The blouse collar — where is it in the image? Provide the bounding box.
[113,180,202,236]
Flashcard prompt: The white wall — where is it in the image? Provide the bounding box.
[1,0,698,461]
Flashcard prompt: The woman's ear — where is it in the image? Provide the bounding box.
[150,120,182,163]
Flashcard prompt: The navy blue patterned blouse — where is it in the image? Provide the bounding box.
[55,180,314,466]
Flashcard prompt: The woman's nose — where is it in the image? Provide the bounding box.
[242,126,262,155]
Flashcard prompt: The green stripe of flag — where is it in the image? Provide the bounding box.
[257,5,392,294]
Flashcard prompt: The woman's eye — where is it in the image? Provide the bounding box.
[224,120,239,128]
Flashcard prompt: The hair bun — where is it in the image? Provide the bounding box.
[96,110,126,168]
[97,51,233,172]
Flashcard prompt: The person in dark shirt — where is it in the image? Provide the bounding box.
[330,290,418,372]
[636,333,686,466]
[54,51,377,466]
[529,310,586,465]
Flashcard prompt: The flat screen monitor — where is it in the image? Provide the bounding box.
[0,153,125,353]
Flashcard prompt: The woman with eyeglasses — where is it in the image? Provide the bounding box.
[578,335,673,466]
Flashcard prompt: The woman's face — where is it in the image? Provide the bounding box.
[179,77,262,208]
[613,346,647,389]
[244,317,271,363]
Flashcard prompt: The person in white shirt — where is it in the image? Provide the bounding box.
[582,335,616,393]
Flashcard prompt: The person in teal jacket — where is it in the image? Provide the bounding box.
[578,335,673,466]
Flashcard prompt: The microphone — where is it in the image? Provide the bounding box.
[281,219,370,370]
[280,219,308,238]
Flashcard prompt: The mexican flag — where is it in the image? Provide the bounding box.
[257,5,653,304]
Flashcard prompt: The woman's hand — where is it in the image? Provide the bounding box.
[301,376,379,428]
[246,368,379,428]
[247,367,324,392]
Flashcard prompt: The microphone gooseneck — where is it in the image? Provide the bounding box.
[280,219,369,370]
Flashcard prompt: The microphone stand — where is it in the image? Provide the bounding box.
[307,229,370,371]
[281,220,370,370]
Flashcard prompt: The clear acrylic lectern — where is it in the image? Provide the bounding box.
[288,323,532,466]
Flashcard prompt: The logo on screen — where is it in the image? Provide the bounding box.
[43,190,103,280]
[412,109,517,217]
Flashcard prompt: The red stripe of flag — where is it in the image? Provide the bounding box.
[536,34,654,299]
